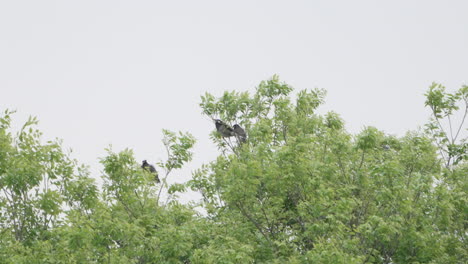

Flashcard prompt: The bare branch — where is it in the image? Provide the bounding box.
[453,104,468,143]
[448,115,454,142]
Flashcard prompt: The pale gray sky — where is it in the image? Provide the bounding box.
[1,1,467,197]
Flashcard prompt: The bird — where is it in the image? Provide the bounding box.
[214,119,235,137]
[233,124,247,143]
[141,160,160,183]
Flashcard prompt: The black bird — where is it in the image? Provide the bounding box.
[141,160,160,183]
[233,124,247,143]
[214,119,235,137]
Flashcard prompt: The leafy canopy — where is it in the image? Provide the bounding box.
[0,77,466,263]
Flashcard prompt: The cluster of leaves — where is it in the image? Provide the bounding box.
[425,83,468,167]
[0,77,466,263]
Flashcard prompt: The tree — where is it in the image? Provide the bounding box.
[0,109,98,263]
[0,110,204,263]
[189,76,467,263]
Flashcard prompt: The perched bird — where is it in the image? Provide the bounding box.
[233,124,247,143]
[214,119,235,137]
[141,160,160,183]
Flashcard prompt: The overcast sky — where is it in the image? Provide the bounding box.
[1,1,467,199]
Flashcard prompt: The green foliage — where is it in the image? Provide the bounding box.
[190,77,467,263]
[0,111,79,244]
[0,78,466,263]
[425,82,468,167]
[161,129,196,170]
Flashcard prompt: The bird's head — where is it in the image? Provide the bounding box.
[142,160,148,165]
[214,119,225,127]
[233,124,240,129]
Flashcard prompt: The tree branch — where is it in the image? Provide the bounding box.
[454,104,468,142]
[447,114,454,142]
[235,201,272,245]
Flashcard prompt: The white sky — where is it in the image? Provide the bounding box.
[1,1,467,200]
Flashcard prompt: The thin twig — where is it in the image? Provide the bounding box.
[156,143,173,204]
[236,201,272,245]
[259,200,273,235]
[454,104,468,142]
[448,115,454,142]
[156,169,172,206]
[358,150,366,170]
